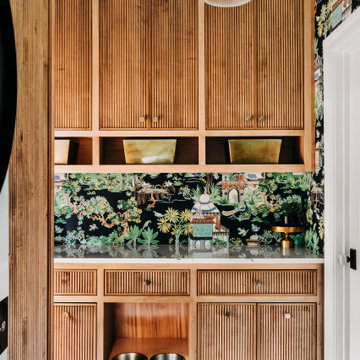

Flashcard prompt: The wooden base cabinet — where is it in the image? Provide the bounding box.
[54,304,97,360]
[198,303,256,360]
[53,263,323,360]
[257,304,316,360]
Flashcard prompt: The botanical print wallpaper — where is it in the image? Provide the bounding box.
[308,0,359,252]
[54,173,316,250]
[54,1,360,255]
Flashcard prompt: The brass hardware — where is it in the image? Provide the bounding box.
[63,311,70,319]
[255,281,262,287]
[153,116,159,123]
[145,279,151,286]
[259,115,266,122]
[139,116,146,123]
[246,115,253,121]
[284,313,292,319]
[225,311,231,318]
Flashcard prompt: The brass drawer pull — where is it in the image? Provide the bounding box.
[139,116,146,123]
[63,311,70,319]
[284,313,292,319]
[246,115,253,122]
[259,115,266,122]
[225,311,231,318]
[153,116,159,123]
[255,281,262,287]
[145,279,151,286]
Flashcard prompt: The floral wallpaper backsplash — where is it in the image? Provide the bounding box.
[54,173,319,251]
[53,1,360,255]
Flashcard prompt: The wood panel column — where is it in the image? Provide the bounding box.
[8,0,52,359]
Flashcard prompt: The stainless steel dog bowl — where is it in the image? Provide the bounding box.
[150,354,185,360]
[111,353,148,360]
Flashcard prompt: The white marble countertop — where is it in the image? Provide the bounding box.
[54,244,324,264]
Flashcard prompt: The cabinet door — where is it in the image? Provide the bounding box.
[151,0,198,129]
[257,0,304,129]
[100,0,148,129]
[257,303,316,360]
[54,304,96,360]
[198,303,256,360]
[54,0,92,130]
[205,4,255,129]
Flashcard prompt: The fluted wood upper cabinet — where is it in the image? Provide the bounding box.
[99,0,147,130]
[205,0,305,130]
[54,0,92,130]
[151,0,198,129]
[99,0,198,130]
[205,3,255,130]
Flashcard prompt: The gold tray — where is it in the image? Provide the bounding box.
[123,139,177,165]
[228,139,282,164]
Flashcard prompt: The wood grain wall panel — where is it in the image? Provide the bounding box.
[115,303,189,339]
[198,303,256,360]
[105,269,190,295]
[205,3,254,129]
[54,304,96,360]
[54,270,97,295]
[151,0,198,129]
[9,0,52,358]
[257,0,303,129]
[198,270,317,296]
[54,0,92,129]
[257,303,316,360]
[99,0,147,129]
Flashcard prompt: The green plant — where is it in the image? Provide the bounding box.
[138,228,159,245]
[126,225,142,246]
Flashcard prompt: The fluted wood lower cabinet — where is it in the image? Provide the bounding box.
[53,263,323,360]
[198,303,256,360]
[257,304,316,360]
[54,304,97,360]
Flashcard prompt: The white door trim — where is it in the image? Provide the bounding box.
[324,8,360,360]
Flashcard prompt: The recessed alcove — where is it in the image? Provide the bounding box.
[104,302,189,360]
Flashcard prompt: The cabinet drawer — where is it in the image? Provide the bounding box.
[198,270,317,296]
[54,269,97,295]
[105,270,190,296]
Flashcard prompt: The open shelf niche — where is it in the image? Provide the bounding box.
[54,130,309,173]
[104,302,189,360]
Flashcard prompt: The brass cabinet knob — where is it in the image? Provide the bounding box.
[259,115,266,122]
[255,281,262,287]
[225,311,231,318]
[63,311,70,319]
[139,116,146,123]
[153,116,159,123]
[145,279,151,286]
[246,115,253,122]
[284,313,292,319]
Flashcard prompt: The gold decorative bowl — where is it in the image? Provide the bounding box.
[228,139,282,164]
[123,139,177,165]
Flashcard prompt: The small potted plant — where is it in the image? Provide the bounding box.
[276,198,305,227]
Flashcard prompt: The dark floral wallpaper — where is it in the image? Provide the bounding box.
[54,1,360,254]
[55,173,316,250]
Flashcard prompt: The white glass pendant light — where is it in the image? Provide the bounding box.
[204,0,252,7]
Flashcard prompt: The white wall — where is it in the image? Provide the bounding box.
[0,173,8,360]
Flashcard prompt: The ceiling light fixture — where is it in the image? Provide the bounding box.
[204,0,252,7]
